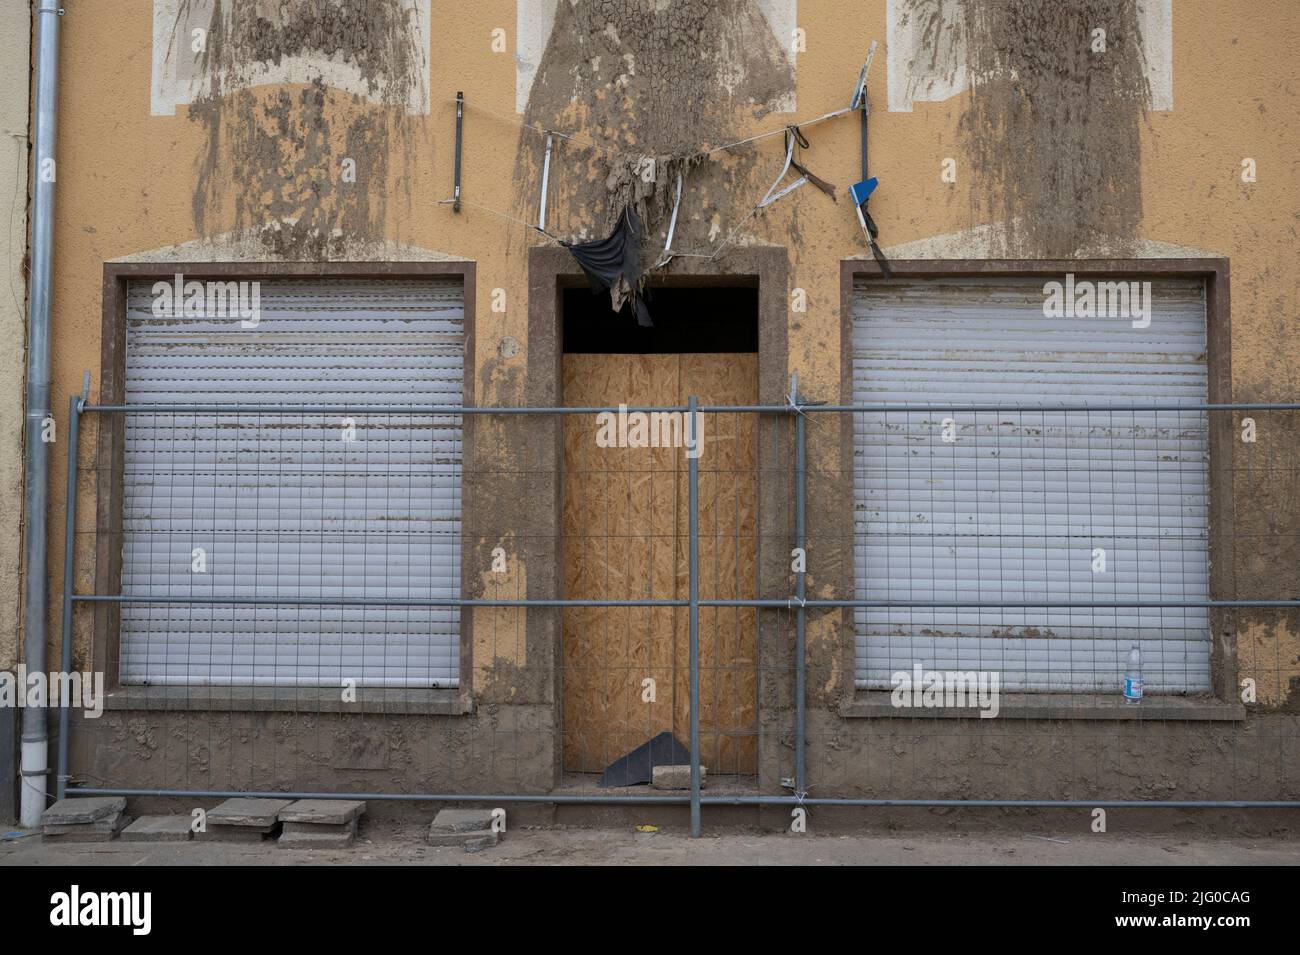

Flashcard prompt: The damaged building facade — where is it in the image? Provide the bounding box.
[5,0,1298,827]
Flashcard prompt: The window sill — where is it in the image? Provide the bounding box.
[102,686,471,716]
[842,691,1245,721]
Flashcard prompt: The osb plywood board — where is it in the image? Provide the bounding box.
[561,353,758,775]
[563,355,680,772]
[673,355,759,775]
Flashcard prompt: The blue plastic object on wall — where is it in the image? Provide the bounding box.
[850,177,878,207]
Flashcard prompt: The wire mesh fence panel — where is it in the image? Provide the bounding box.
[806,403,1297,807]
[850,407,1211,693]
[847,274,1214,695]
[116,276,466,690]
[117,410,462,689]
[58,396,1300,819]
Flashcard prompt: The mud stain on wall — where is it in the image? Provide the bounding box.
[954,0,1152,256]
[180,0,427,258]
[153,0,431,114]
[197,0,427,108]
[515,0,797,258]
[1236,611,1300,710]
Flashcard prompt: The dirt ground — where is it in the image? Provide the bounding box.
[3,820,1298,866]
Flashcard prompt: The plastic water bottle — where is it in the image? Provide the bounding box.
[1123,643,1143,704]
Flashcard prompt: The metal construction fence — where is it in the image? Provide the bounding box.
[55,387,1300,835]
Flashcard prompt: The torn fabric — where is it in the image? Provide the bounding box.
[562,207,653,327]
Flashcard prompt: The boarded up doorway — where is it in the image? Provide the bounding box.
[562,286,759,776]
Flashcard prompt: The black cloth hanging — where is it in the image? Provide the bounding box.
[561,206,653,327]
[860,205,893,279]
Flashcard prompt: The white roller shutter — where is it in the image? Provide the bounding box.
[120,277,464,687]
[852,276,1210,693]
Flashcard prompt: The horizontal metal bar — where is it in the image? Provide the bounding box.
[73,595,687,607]
[66,787,1300,810]
[72,595,1300,609]
[78,401,1300,416]
[643,797,1300,809]
[82,403,745,416]
[808,403,1300,413]
[707,599,1300,608]
[70,787,691,805]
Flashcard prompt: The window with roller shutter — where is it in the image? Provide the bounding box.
[118,277,465,688]
[850,275,1211,694]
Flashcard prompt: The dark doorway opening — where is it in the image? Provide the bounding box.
[562,285,758,353]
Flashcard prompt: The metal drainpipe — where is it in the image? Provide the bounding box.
[20,0,63,829]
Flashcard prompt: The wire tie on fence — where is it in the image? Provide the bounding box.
[784,390,826,417]
[788,596,807,609]
[794,789,809,806]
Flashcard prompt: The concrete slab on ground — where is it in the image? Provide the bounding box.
[284,819,359,837]
[42,816,130,844]
[653,765,707,790]
[426,828,498,850]
[208,798,294,828]
[280,799,365,826]
[44,813,127,836]
[429,808,497,833]
[41,797,126,826]
[122,816,194,843]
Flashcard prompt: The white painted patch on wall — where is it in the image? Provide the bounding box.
[885,0,969,116]
[886,0,1172,112]
[516,0,559,113]
[515,0,798,113]
[111,228,471,265]
[150,0,432,116]
[755,0,799,87]
[871,223,1214,261]
[1137,0,1173,110]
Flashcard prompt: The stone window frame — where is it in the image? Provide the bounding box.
[836,258,1244,720]
[94,261,477,715]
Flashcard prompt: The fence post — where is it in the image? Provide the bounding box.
[688,395,701,838]
[794,387,807,799]
[56,392,81,801]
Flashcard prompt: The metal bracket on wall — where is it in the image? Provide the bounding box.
[850,41,876,112]
[453,91,464,212]
[652,172,684,269]
[759,129,808,209]
[851,41,892,277]
[538,133,554,232]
